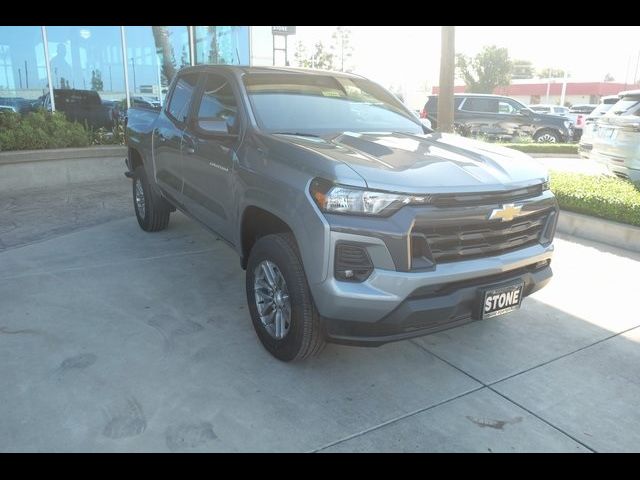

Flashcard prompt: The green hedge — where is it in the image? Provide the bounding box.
[503,143,578,154]
[550,172,640,227]
[0,110,90,151]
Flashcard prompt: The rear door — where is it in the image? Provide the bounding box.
[457,96,500,137]
[180,71,241,242]
[153,72,200,200]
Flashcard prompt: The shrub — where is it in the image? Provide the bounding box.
[0,110,90,151]
[550,172,640,227]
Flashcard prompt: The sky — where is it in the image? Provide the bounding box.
[291,26,640,107]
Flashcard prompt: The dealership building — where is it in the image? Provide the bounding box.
[0,26,287,110]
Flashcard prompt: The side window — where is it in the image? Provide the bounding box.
[166,73,199,124]
[461,97,499,113]
[498,100,519,114]
[196,73,239,132]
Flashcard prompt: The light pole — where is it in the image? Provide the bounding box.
[437,26,455,133]
[130,57,137,94]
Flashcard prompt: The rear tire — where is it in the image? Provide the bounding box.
[245,233,326,362]
[132,165,171,232]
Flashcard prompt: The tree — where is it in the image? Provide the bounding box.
[331,26,354,72]
[296,41,334,70]
[537,67,567,79]
[603,73,615,82]
[294,41,308,67]
[456,45,512,93]
[152,26,177,84]
[90,69,103,91]
[511,60,535,79]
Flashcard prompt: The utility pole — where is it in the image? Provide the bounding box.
[560,69,568,106]
[437,26,455,133]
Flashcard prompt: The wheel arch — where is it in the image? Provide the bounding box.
[240,206,296,270]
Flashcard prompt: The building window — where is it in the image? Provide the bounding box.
[194,26,249,65]
[0,26,48,113]
[124,26,190,106]
[44,26,125,105]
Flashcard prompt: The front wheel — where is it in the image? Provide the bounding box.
[533,129,561,143]
[245,233,325,362]
[132,165,171,232]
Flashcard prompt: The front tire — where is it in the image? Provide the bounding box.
[533,129,561,143]
[245,233,325,362]
[132,165,171,232]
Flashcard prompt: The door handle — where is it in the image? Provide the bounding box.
[185,147,195,154]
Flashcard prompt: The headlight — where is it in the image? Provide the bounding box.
[310,179,429,216]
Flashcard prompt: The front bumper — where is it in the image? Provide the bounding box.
[323,261,553,346]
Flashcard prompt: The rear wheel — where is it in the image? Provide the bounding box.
[132,166,171,232]
[245,233,325,362]
[533,129,561,143]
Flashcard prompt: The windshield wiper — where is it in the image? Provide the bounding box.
[272,132,321,137]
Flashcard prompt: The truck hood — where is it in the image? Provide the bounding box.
[275,131,549,194]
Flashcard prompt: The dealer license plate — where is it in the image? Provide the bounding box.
[480,281,524,320]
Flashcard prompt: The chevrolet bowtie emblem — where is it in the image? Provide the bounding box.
[489,203,523,222]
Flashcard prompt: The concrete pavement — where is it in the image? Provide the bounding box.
[1,182,639,452]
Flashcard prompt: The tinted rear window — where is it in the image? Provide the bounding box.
[461,97,498,113]
[425,96,463,109]
[54,90,100,106]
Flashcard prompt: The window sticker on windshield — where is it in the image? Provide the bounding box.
[322,90,342,97]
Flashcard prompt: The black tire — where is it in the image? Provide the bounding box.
[245,233,326,362]
[533,129,561,143]
[132,165,171,232]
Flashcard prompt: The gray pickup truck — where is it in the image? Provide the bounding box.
[125,65,559,362]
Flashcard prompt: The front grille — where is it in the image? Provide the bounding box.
[428,184,544,208]
[413,209,551,264]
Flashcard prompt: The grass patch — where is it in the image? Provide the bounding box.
[503,143,578,154]
[550,172,640,227]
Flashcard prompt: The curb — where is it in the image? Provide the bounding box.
[557,210,640,253]
[529,153,579,158]
[0,146,127,165]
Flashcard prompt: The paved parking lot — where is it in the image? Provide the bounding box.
[1,178,639,452]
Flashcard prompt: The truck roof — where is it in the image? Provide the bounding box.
[176,64,365,80]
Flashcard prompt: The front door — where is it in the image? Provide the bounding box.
[181,72,241,243]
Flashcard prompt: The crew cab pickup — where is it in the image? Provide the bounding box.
[125,65,559,362]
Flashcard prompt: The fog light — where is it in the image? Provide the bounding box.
[335,243,373,282]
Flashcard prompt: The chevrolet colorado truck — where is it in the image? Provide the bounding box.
[125,65,559,362]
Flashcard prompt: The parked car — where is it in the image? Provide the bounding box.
[125,66,558,361]
[589,90,640,181]
[578,95,620,158]
[422,94,573,143]
[529,104,570,116]
[0,96,39,115]
[567,104,597,141]
[131,96,162,109]
[530,103,596,141]
[39,89,115,129]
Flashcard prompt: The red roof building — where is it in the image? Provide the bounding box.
[432,80,638,106]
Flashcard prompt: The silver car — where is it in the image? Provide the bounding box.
[578,95,620,158]
[589,90,640,181]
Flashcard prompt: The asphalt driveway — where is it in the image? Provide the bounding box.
[1,179,639,452]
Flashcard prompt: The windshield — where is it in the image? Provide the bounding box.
[243,72,423,135]
[607,96,640,116]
